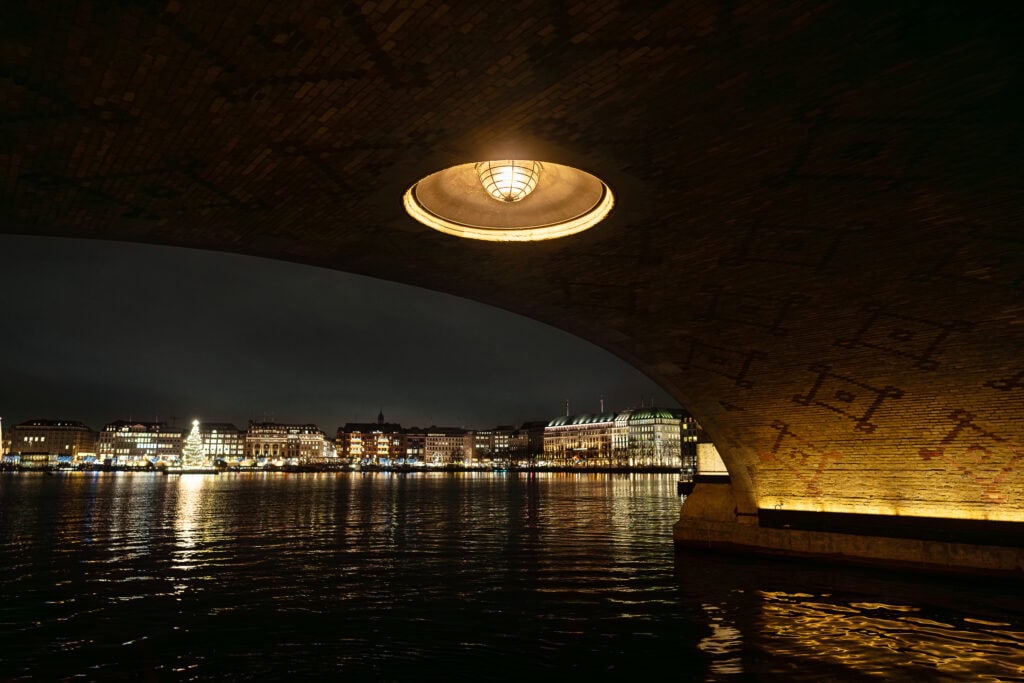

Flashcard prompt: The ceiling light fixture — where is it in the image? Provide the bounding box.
[474,160,543,202]
[404,160,613,242]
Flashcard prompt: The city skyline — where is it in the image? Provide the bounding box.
[0,234,679,431]
[2,408,699,471]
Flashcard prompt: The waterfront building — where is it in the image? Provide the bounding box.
[675,411,700,480]
[424,427,465,465]
[201,423,244,463]
[464,431,482,463]
[336,411,404,464]
[6,419,96,468]
[610,410,635,464]
[463,427,516,465]
[401,430,426,462]
[624,408,682,467]
[97,421,184,467]
[544,412,617,465]
[245,422,325,464]
[545,408,689,467]
[509,421,546,465]
[321,439,337,460]
[468,430,492,463]
[492,426,513,462]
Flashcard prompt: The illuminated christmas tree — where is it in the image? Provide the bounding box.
[181,419,207,468]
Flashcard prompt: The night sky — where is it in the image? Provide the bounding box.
[0,234,677,433]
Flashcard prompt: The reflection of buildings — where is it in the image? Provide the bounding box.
[545,408,692,467]
[97,421,183,467]
[245,422,325,463]
[5,419,96,468]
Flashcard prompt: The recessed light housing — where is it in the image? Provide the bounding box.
[404,160,614,242]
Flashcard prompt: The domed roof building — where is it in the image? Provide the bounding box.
[545,406,685,468]
[623,407,683,467]
[572,412,618,426]
[627,408,677,422]
[544,411,618,465]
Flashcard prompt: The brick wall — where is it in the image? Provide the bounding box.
[1,2,1020,521]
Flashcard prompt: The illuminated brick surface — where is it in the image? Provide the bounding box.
[1,2,1020,520]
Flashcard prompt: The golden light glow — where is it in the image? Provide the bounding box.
[755,590,1024,679]
[404,161,614,242]
[758,499,1024,522]
[475,160,543,202]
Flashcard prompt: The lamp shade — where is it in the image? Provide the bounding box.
[475,160,543,202]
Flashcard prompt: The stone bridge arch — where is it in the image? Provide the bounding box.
[1,2,1020,572]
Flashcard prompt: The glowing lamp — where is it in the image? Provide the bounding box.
[475,160,543,202]
[404,160,613,242]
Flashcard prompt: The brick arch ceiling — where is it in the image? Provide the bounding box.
[2,2,1021,521]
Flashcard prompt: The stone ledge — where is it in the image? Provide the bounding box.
[674,517,1024,579]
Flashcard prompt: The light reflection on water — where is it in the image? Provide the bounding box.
[756,591,1024,681]
[0,472,1021,680]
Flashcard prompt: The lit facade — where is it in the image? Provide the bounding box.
[424,428,466,465]
[401,431,426,462]
[624,409,682,467]
[8,420,96,468]
[245,422,325,464]
[463,427,517,464]
[509,421,547,465]
[545,408,689,467]
[468,430,492,463]
[611,410,634,464]
[544,412,617,465]
[336,412,404,464]
[677,412,699,480]
[491,427,513,462]
[201,423,244,463]
[321,439,337,460]
[97,421,183,467]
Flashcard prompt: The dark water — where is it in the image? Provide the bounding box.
[0,473,1021,681]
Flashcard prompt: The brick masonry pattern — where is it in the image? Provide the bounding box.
[1,1,1021,519]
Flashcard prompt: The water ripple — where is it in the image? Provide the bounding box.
[0,472,1021,681]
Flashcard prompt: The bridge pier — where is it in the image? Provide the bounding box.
[675,480,1024,578]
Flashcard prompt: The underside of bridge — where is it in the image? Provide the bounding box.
[2,2,1021,574]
